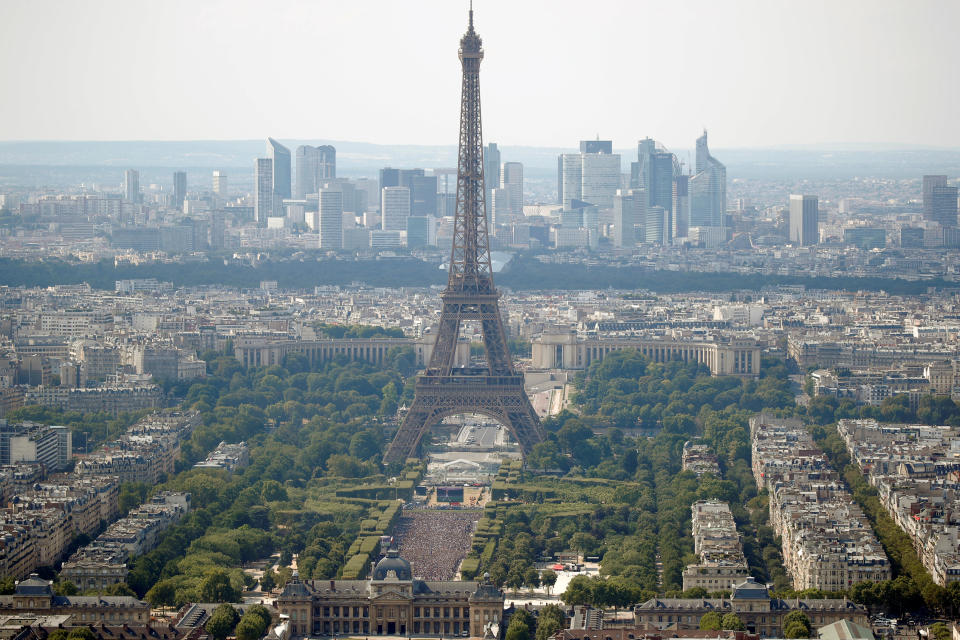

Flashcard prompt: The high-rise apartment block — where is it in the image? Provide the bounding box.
[123,169,140,204]
[381,186,411,231]
[254,158,274,225]
[689,131,726,228]
[317,188,343,250]
[173,171,187,210]
[267,138,291,201]
[789,194,819,246]
[296,145,336,198]
[212,170,228,196]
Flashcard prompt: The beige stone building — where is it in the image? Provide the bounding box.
[277,551,504,638]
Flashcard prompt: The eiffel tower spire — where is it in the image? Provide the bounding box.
[383,7,544,465]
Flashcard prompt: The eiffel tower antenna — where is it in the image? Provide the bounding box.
[383,5,544,465]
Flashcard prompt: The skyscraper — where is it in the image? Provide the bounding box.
[485,142,500,219]
[212,170,228,196]
[789,194,819,246]
[672,174,690,239]
[931,186,959,227]
[406,216,432,249]
[296,145,336,198]
[923,175,957,227]
[631,138,676,234]
[557,140,620,210]
[317,188,343,250]
[580,139,613,154]
[254,158,274,225]
[580,151,620,209]
[123,169,140,203]
[923,175,948,220]
[410,175,439,216]
[381,186,411,231]
[689,131,726,228]
[558,153,582,208]
[612,192,637,248]
[379,168,425,192]
[173,171,187,210]
[501,162,523,218]
[267,138,291,201]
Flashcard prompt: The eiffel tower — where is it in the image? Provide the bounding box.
[383,6,545,465]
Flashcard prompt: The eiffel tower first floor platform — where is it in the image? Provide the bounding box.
[382,369,544,464]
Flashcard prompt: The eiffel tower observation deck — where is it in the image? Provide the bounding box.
[382,5,545,465]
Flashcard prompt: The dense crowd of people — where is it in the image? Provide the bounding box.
[394,509,479,580]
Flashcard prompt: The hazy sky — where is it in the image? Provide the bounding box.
[1,0,958,149]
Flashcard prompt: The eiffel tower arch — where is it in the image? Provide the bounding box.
[383,6,544,465]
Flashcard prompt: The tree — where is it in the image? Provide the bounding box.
[205,603,240,640]
[67,629,97,640]
[47,630,69,640]
[535,605,565,640]
[699,612,722,631]
[245,604,273,629]
[782,611,812,638]
[260,568,276,592]
[146,580,177,608]
[506,609,535,640]
[524,567,541,591]
[721,614,746,631]
[200,569,241,603]
[54,581,78,596]
[236,606,272,640]
[562,575,594,607]
[103,582,137,597]
[930,623,952,640]
[0,576,15,595]
[540,569,557,596]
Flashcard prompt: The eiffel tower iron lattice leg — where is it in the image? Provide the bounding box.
[383,6,545,465]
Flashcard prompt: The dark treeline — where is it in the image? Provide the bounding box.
[0,255,947,294]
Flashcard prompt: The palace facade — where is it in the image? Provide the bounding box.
[277,551,504,638]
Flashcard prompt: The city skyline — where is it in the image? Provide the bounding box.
[1,1,958,149]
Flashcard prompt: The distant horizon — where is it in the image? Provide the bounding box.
[2,138,960,153]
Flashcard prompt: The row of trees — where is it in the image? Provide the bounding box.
[121,348,416,604]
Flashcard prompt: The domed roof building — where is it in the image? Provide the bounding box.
[372,549,412,581]
[278,549,503,639]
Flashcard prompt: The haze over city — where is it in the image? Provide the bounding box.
[1,0,959,148]
[3,4,960,640]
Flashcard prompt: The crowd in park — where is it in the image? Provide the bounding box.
[394,510,480,580]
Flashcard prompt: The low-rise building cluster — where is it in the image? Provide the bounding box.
[682,500,750,591]
[750,414,891,591]
[193,440,250,473]
[837,418,960,585]
[682,442,721,477]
